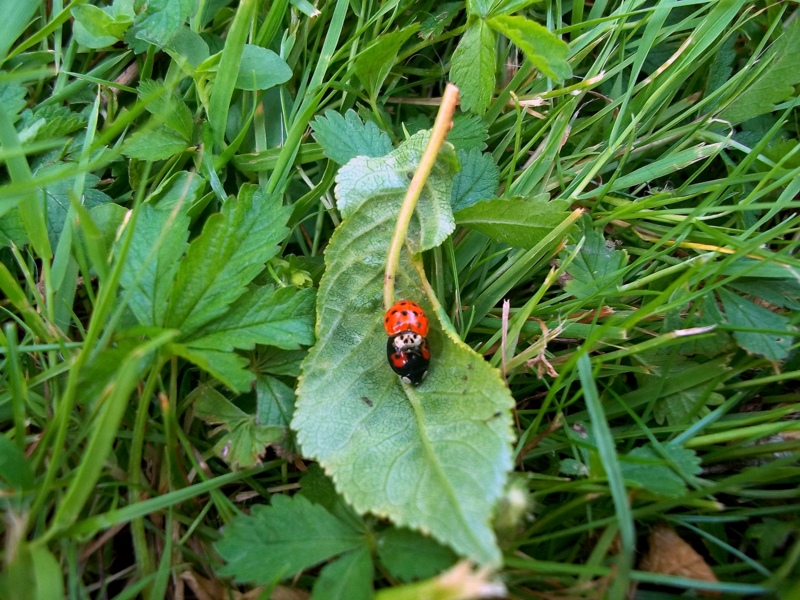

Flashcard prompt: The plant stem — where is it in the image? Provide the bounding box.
[383,83,460,311]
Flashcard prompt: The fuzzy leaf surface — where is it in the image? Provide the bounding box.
[448,115,489,151]
[216,494,364,584]
[451,19,496,114]
[455,195,570,248]
[311,110,393,165]
[294,134,515,566]
[487,15,571,81]
[166,185,290,334]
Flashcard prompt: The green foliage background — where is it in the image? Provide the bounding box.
[1,0,799,598]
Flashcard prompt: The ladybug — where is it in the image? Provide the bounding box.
[384,300,429,338]
[386,336,430,386]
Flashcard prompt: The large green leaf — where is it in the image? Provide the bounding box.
[293,133,515,566]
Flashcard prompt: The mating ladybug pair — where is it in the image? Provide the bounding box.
[384,300,430,385]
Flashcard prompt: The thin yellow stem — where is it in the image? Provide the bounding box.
[383,83,460,311]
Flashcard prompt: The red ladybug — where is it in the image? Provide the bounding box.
[384,300,429,337]
[386,337,430,386]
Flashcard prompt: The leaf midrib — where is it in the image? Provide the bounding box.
[405,388,487,555]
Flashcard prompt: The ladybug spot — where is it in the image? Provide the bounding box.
[361,396,374,407]
[401,311,408,316]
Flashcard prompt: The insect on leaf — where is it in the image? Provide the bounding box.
[293,132,515,566]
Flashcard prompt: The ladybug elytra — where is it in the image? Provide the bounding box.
[384,299,429,337]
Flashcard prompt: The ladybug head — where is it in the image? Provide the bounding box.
[392,331,424,351]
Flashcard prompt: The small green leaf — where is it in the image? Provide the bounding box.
[139,80,194,142]
[719,20,800,125]
[311,109,393,165]
[447,114,490,151]
[130,0,196,46]
[72,4,132,49]
[718,287,794,362]
[312,546,374,600]
[456,195,571,249]
[562,216,628,298]
[187,285,315,351]
[235,44,293,91]
[163,25,210,70]
[216,494,365,584]
[451,149,499,211]
[166,185,290,334]
[0,81,27,120]
[36,166,113,249]
[620,444,701,498]
[256,375,295,429]
[118,204,189,328]
[192,384,283,467]
[30,105,87,139]
[123,128,189,161]
[729,278,800,311]
[419,3,461,40]
[451,19,496,114]
[147,171,207,211]
[294,130,514,566]
[0,433,34,492]
[354,25,419,100]
[173,345,254,392]
[377,528,458,583]
[487,15,571,81]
